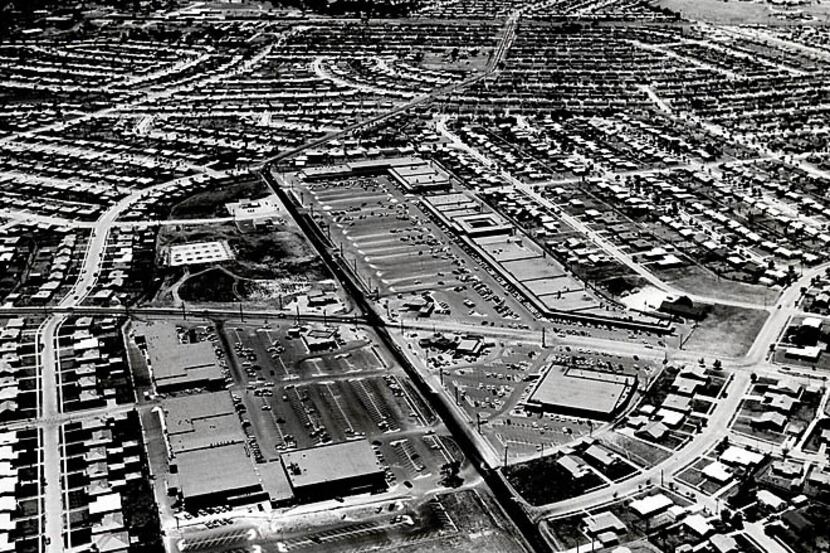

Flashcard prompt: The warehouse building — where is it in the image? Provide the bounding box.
[281,440,386,502]
[159,392,284,510]
[135,321,224,393]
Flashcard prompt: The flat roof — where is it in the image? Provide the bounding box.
[630,493,673,517]
[168,240,234,267]
[139,322,223,390]
[163,392,242,454]
[177,444,261,500]
[528,366,634,415]
[259,460,295,504]
[281,440,383,489]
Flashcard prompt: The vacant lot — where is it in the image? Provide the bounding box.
[683,305,768,358]
[155,221,329,304]
[170,174,269,220]
[656,0,830,24]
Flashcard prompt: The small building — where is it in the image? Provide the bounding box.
[720,446,764,468]
[683,513,713,537]
[659,295,709,321]
[757,490,787,512]
[701,461,732,484]
[763,393,798,414]
[302,327,338,352]
[751,412,787,432]
[585,511,626,537]
[636,421,668,442]
[630,493,673,518]
[583,445,620,470]
[709,534,738,553]
[557,454,591,480]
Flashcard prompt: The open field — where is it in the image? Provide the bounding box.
[683,305,769,358]
[656,0,830,23]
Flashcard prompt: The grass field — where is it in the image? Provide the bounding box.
[504,455,605,506]
[662,265,779,306]
[683,305,769,358]
[170,175,268,219]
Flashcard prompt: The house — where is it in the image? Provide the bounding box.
[751,412,787,432]
[720,446,764,468]
[768,380,802,397]
[662,394,693,413]
[683,513,713,537]
[630,493,673,518]
[584,511,626,537]
[557,455,591,480]
[757,490,787,512]
[709,534,739,553]
[671,377,701,397]
[701,461,732,484]
[583,445,620,470]
[680,365,710,382]
[771,460,802,479]
[763,393,798,414]
[636,421,668,441]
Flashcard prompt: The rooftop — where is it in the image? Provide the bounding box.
[177,444,262,500]
[281,440,383,489]
[527,366,634,416]
[138,321,223,390]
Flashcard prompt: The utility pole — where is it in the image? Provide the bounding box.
[238,301,244,322]
[503,443,509,466]
[542,327,546,348]
[181,301,186,321]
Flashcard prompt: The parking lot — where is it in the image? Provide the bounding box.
[216,320,461,489]
[295,173,539,328]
